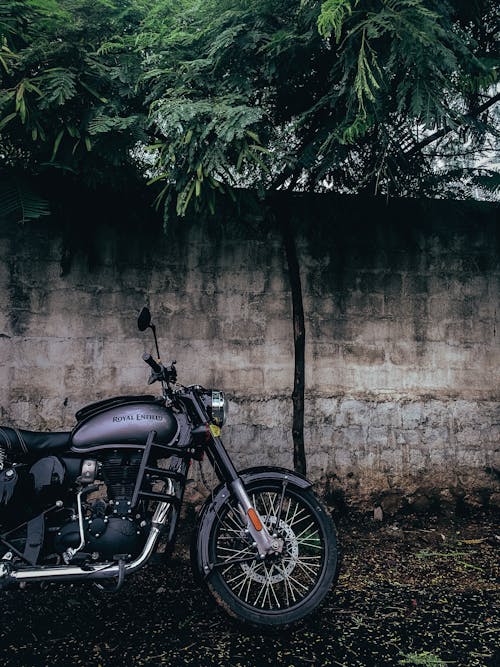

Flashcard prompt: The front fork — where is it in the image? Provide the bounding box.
[189,388,282,558]
[229,478,283,558]
[205,435,279,558]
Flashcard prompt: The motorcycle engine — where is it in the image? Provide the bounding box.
[54,451,147,562]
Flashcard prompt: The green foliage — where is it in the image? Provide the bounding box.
[38,69,77,108]
[0,0,498,215]
[317,0,355,41]
[148,95,266,217]
[0,176,50,223]
[0,0,149,188]
[139,0,499,211]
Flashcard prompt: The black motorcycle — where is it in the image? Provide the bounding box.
[0,308,339,627]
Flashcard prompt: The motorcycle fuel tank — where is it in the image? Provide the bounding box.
[71,400,179,452]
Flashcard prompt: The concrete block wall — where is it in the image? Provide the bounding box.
[0,195,498,509]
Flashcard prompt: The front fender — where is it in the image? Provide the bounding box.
[191,466,312,581]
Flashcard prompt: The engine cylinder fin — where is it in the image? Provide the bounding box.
[101,452,142,500]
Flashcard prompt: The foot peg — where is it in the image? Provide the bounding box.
[93,559,126,593]
[0,558,14,590]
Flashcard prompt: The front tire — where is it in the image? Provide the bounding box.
[203,479,340,628]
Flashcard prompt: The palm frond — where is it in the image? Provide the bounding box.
[38,68,77,109]
[0,177,50,223]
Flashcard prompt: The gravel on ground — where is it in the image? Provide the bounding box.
[0,511,498,667]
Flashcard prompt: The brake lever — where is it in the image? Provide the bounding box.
[168,361,177,383]
[147,370,163,385]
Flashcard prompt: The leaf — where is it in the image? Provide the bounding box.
[66,125,80,138]
[87,114,140,135]
[96,39,124,56]
[15,81,24,103]
[79,79,108,103]
[317,0,355,42]
[51,129,64,161]
[245,130,260,142]
[0,111,17,131]
[147,173,168,186]
[354,29,379,112]
[39,68,77,108]
[461,538,485,545]
[19,97,26,123]
[24,80,43,97]
[0,178,50,224]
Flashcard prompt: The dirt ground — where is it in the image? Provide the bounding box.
[0,510,498,667]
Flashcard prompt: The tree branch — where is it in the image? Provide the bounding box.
[409,92,500,155]
[427,147,498,158]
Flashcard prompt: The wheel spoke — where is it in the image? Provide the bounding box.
[259,492,272,525]
[237,561,261,596]
[292,559,318,583]
[296,539,322,550]
[253,570,268,607]
[217,544,253,558]
[267,564,281,609]
[225,510,245,532]
[243,561,258,602]
[287,507,309,529]
[287,501,301,527]
[219,526,242,537]
[283,495,293,524]
[266,492,278,519]
[226,568,251,587]
[277,565,299,602]
[213,485,329,613]
[275,481,287,532]
[294,520,317,540]
[279,564,291,606]
[284,571,309,593]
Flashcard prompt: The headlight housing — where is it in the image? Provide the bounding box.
[209,390,227,427]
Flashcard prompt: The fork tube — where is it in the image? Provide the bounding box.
[206,431,240,484]
[194,402,275,556]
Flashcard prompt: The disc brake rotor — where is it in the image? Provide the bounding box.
[240,517,299,584]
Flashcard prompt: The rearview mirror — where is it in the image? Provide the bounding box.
[137,307,151,332]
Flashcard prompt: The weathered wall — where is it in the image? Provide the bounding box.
[0,195,498,510]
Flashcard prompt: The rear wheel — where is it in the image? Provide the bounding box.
[205,480,339,628]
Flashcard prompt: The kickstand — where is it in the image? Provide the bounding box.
[93,559,126,593]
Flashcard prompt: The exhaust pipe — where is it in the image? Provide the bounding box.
[8,526,161,585]
[4,500,171,586]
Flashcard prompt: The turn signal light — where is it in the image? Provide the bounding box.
[247,508,263,531]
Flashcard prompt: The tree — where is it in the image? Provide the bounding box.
[1,1,498,473]
[138,0,499,473]
[0,0,149,223]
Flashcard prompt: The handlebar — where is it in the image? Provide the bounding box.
[142,352,162,374]
[142,353,177,386]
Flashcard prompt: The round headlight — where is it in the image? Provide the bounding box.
[211,390,227,427]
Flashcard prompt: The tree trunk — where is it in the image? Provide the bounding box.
[280,217,307,476]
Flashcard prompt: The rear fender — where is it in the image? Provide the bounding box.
[191,466,312,580]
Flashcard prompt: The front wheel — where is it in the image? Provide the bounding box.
[203,479,340,628]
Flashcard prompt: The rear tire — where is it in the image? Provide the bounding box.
[203,479,340,628]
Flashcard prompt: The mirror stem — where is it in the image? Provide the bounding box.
[150,324,161,361]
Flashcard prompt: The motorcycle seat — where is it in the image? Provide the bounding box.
[0,426,70,459]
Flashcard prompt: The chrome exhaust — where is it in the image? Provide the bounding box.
[8,500,171,586]
[9,526,161,584]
